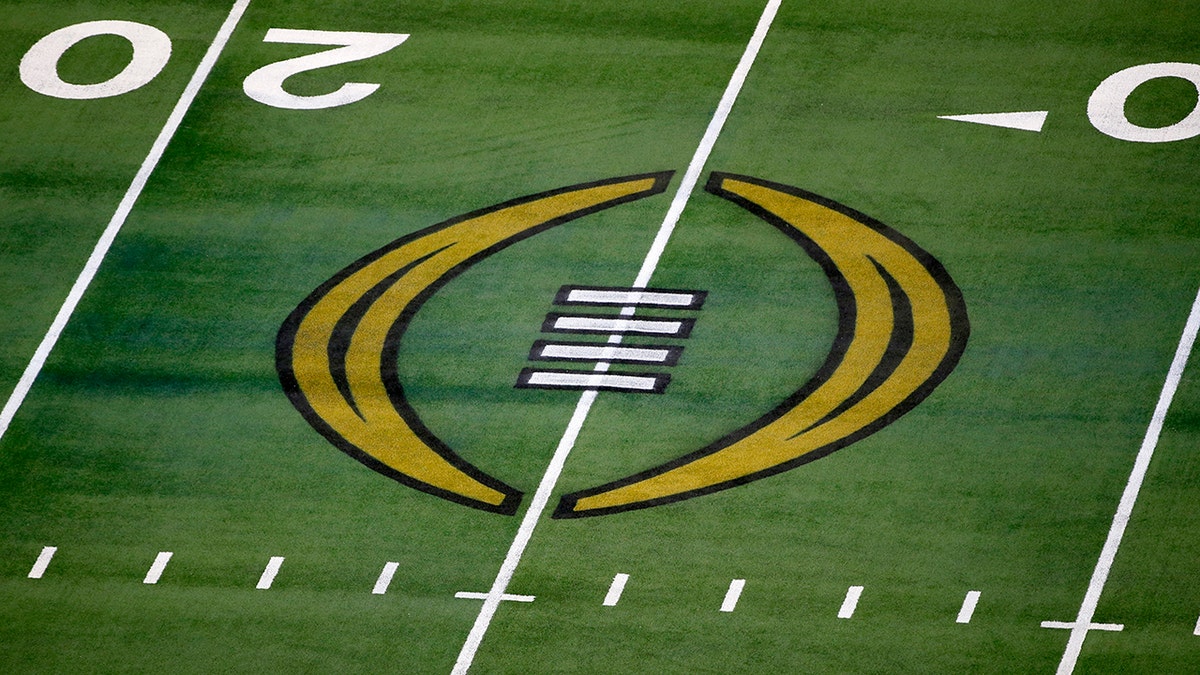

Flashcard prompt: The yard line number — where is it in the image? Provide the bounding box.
[18,21,1200,139]
[19,20,407,109]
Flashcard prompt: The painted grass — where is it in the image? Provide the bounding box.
[1,0,1199,672]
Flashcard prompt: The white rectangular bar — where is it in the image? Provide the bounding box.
[603,573,630,607]
[454,592,535,603]
[524,371,661,392]
[838,586,864,619]
[720,579,746,612]
[957,590,981,624]
[373,561,400,595]
[1042,621,1123,632]
[143,551,173,585]
[537,343,673,364]
[553,316,683,335]
[257,556,285,590]
[28,546,56,579]
[565,289,699,307]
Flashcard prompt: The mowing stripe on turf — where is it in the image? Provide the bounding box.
[450,1,782,672]
[0,0,252,443]
[1052,285,1200,674]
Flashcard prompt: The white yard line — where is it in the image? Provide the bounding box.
[0,0,252,443]
[1052,285,1200,674]
[450,389,598,675]
[449,2,782,672]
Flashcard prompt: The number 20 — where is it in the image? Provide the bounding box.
[18,20,408,110]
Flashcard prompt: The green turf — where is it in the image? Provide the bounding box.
[2,0,1200,672]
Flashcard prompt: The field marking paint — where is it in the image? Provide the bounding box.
[838,586,864,619]
[521,371,663,392]
[631,0,782,290]
[720,579,747,612]
[603,573,630,606]
[373,561,400,595]
[451,389,597,675]
[1194,615,1200,636]
[957,590,981,624]
[455,591,536,603]
[1049,285,1200,674]
[1042,621,1123,632]
[257,556,285,590]
[536,343,674,364]
[563,289,701,307]
[550,316,686,335]
[450,2,781,672]
[20,21,172,100]
[28,546,57,579]
[938,111,1048,132]
[143,551,173,584]
[0,0,252,444]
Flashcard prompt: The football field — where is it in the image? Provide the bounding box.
[3,0,1200,672]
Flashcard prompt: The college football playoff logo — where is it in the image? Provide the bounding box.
[276,171,968,517]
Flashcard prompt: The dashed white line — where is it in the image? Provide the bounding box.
[838,586,864,619]
[256,556,285,590]
[28,546,57,579]
[956,590,981,624]
[720,579,746,613]
[143,551,173,585]
[373,561,399,595]
[603,573,630,607]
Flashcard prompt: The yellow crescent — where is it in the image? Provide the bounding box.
[277,172,673,514]
[554,172,969,518]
